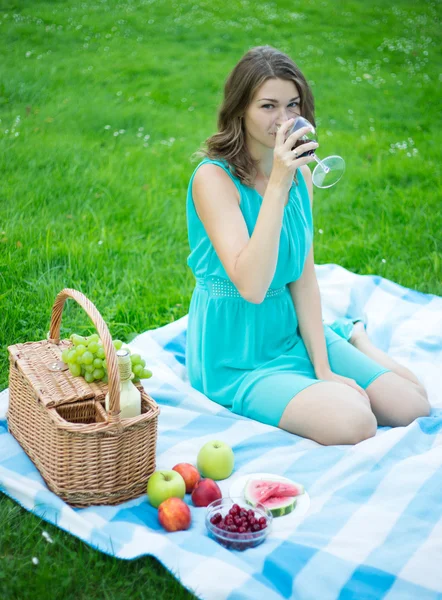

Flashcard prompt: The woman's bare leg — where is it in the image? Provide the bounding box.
[350,322,426,392]
[364,371,431,426]
[278,381,377,446]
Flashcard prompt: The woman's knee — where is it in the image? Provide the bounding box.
[337,409,377,445]
[395,385,431,426]
[323,403,377,445]
[279,383,378,446]
[367,373,431,427]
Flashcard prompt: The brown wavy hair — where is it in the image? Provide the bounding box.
[192,46,316,188]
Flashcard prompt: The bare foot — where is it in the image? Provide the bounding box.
[350,321,367,346]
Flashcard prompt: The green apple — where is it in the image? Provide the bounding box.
[147,470,186,508]
[197,440,234,480]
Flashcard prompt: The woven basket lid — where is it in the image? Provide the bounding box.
[8,339,107,408]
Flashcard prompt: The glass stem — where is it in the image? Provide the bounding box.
[312,153,330,174]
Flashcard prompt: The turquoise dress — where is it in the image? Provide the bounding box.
[185,158,389,427]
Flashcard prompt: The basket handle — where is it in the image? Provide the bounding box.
[48,288,121,419]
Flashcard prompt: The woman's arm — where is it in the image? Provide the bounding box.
[289,167,369,398]
[192,121,318,303]
[289,245,331,378]
[289,166,330,376]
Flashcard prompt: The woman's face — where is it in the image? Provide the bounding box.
[243,78,301,149]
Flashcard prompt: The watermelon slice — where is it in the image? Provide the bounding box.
[243,479,281,505]
[271,482,304,498]
[243,478,305,517]
[260,494,297,517]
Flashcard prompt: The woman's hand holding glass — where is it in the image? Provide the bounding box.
[269,118,319,196]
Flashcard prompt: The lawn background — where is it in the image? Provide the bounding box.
[0,0,440,598]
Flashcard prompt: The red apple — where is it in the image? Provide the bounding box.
[172,463,201,494]
[191,478,222,507]
[158,497,191,532]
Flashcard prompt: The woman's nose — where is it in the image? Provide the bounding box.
[277,108,290,124]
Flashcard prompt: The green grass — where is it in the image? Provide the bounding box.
[0,0,440,597]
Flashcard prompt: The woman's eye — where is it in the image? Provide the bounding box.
[262,103,299,109]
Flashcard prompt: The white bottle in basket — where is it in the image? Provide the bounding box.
[105,349,141,418]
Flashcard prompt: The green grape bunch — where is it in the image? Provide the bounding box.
[61,333,153,384]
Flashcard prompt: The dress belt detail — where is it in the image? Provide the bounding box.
[196,276,286,299]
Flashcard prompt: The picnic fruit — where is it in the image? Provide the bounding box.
[257,495,297,517]
[197,440,234,480]
[243,480,281,504]
[206,499,271,551]
[158,497,191,532]
[244,480,304,505]
[191,478,222,507]
[244,479,304,517]
[147,470,186,508]
[172,463,201,494]
[61,332,153,383]
[210,503,268,533]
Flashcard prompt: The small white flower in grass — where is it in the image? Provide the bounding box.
[98,240,103,245]
[25,51,32,58]
[136,132,142,137]
[15,132,19,137]
[144,134,150,140]
[113,131,119,136]
[188,106,195,111]
[104,125,111,130]
[32,557,39,565]
[116,91,122,96]
[381,258,386,263]
[119,129,125,134]
[318,229,324,234]
[138,127,144,132]
[42,531,53,543]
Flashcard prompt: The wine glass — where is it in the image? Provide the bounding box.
[288,116,345,188]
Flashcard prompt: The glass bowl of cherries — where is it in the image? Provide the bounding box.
[205,497,272,551]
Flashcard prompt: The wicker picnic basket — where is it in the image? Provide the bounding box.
[7,288,160,508]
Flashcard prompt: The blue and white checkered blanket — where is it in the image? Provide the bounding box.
[1,265,441,600]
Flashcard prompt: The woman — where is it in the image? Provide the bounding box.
[185,46,430,445]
